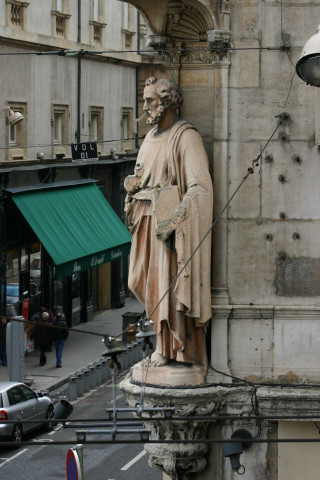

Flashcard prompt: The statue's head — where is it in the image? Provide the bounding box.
[143,77,183,125]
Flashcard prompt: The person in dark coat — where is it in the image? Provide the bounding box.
[52,312,68,368]
[0,317,7,366]
[33,311,52,366]
[40,304,54,324]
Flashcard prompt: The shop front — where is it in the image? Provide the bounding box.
[4,179,131,326]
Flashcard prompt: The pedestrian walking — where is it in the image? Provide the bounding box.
[40,303,54,324]
[0,316,7,367]
[32,311,52,366]
[52,312,68,368]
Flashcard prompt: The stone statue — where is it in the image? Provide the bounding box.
[124,77,213,372]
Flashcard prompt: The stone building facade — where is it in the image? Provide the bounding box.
[124,0,320,479]
[0,0,141,325]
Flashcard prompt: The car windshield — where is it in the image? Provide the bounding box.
[6,284,19,297]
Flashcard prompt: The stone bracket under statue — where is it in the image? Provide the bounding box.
[120,378,225,480]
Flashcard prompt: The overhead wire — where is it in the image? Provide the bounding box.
[0,46,289,56]
[0,135,144,151]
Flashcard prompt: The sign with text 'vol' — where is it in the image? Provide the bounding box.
[71,142,98,162]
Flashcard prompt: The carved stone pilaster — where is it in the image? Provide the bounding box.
[120,379,227,480]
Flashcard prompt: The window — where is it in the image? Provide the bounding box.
[92,0,99,22]
[6,102,27,160]
[123,2,129,30]
[6,0,29,29]
[7,386,25,406]
[52,104,69,157]
[53,113,62,144]
[121,107,134,151]
[54,0,62,11]
[89,0,106,45]
[51,0,70,37]
[89,106,104,153]
[121,2,135,49]
[20,385,37,401]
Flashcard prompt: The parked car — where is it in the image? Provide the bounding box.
[6,283,19,316]
[0,382,54,443]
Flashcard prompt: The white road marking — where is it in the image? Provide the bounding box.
[120,450,147,471]
[0,448,28,468]
[108,394,123,403]
[33,438,54,442]
[48,425,63,435]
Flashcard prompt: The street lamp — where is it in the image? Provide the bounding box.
[296,26,320,87]
[0,106,24,125]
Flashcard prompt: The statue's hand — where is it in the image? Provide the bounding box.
[156,220,175,242]
[124,175,141,193]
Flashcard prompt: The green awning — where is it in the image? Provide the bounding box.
[12,183,131,279]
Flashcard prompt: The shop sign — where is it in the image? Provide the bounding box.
[71,142,98,162]
[90,253,105,267]
[111,248,122,261]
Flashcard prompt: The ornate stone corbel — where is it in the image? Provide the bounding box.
[120,379,228,480]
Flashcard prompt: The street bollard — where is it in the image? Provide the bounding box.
[68,375,78,401]
[126,344,133,367]
[75,370,84,397]
[82,368,90,393]
[136,338,144,361]
[88,364,97,389]
[94,360,102,386]
[100,358,108,382]
[131,341,139,364]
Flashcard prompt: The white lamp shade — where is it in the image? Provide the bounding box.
[296,26,320,87]
[8,109,24,126]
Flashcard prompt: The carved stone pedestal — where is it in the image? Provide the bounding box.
[120,378,225,480]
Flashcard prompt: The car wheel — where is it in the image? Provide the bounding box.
[11,425,22,446]
[45,406,55,431]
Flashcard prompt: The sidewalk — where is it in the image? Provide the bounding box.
[0,297,144,392]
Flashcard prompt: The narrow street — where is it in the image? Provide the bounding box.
[0,382,163,480]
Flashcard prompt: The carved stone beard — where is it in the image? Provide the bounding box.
[146,103,167,126]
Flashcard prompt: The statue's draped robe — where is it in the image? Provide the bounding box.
[126,121,213,367]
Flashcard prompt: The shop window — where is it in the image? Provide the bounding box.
[6,0,29,29]
[89,0,106,45]
[6,101,27,160]
[89,106,104,154]
[52,104,69,157]
[121,2,135,49]
[51,0,71,37]
[121,107,134,151]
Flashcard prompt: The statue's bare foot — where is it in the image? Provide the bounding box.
[150,351,169,367]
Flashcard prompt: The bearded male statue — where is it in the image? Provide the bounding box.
[124,77,213,372]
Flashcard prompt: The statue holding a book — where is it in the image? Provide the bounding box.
[124,77,213,376]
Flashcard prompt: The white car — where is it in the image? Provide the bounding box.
[0,382,54,444]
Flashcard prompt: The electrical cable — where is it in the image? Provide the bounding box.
[0,135,144,151]
[3,437,320,446]
[0,46,289,56]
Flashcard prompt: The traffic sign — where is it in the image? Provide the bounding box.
[71,141,98,162]
[66,448,82,480]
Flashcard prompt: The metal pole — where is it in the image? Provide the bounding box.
[0,187,6,316]
[75,444,84,479]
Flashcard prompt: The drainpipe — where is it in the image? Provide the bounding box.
[135,11,140,149]
[0,183,6,316]
[77,0,81,143]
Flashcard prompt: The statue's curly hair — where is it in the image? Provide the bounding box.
[145,77,183,110]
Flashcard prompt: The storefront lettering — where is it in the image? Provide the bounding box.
[111,249,122,261]
[73,262,81,273]
[91,254,105,267]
